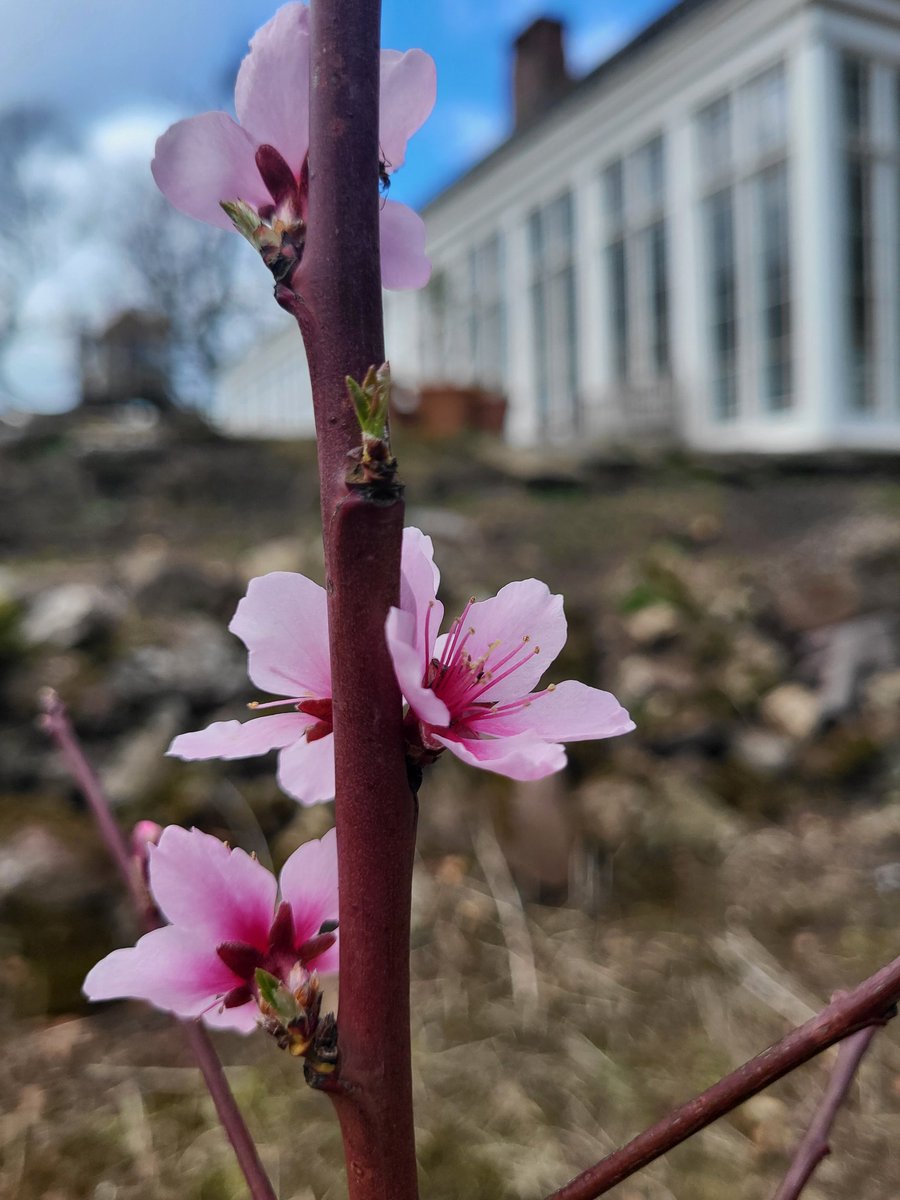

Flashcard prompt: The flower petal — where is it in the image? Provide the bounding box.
[461,580,567,702]
[276,732,336,806]
[434,730,567,781]
[379,49,437,172]
[168,713,311,762]
[479,680,635,743]
[84,925,238,1017]
[399,526,443,662]
[379,200,431,290]
[203,999,260,1034]
[234,1,311,172]
[148,826,276,949]
[152,111,268,230]
[385,606,450,727]
[229,572,332,699]
[279,828,339,971]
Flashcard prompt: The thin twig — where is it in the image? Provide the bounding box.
[772,1024,880,1200]
[544,967,900,1200]
[40,689,278,1200]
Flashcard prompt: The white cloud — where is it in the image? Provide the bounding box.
[89,107,177,164]
[438,101,506,160]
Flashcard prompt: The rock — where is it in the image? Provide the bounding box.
[110,615,247,706]
[100,698,189,807]
[0,824,106,909]
[405,506,479,544]
[578,777,649,845]
[770,569,861,633]
[116,534,169,590]
[21,583,125,649]
[494,774,577,900]
[760,683,819,740]
[864,668,900,712]
[133,561,240,620]
[238,536,317,582]
[732,728,795,776]
[717,629,788,705]
[615,654,694,705]
[623,601,681,647]
[801,614,897,719]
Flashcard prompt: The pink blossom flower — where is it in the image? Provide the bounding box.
[168,570,335,805]
[386,529,635,780]
[167,528,438,804]
[84,825,338,1035]
[151,2,435,290]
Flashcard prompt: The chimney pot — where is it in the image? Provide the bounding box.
[513,17,570,130]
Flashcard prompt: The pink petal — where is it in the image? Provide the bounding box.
[203,1000,260,1034]
[385,606,450,727]
[152,111,268,230]
[461,580,567,702]
[229,572,332,700]
[479,680,635,743]
[168,713,311,762]
[279,828,339,972]
[434,730,567,781]
[379,200,431,290]
[399,526,443,663]
[276,732,336,806]
[234,2,311,172]
[148,826,276,949]
[84,925,238,1018]
[379,49,437,172]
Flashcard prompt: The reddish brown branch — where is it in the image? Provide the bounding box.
[772,1024,880,1200]
[293,3,419,1199]
[40,690,278,1200]
[545,966,900,1200]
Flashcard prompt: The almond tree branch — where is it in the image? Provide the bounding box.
[545,965,900,1200]
[39,690,278,1200]
[772,1023,880,1200]
[288,3,419,1199]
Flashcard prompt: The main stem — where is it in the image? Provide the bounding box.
[297,3,419,1199]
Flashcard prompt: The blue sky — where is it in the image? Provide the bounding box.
[2,0,673,207]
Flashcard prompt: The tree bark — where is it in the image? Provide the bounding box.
[295,3,419,1198]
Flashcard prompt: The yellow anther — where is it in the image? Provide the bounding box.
[523,635,531,643]
[248,700,260,709]
[547,683,556,691]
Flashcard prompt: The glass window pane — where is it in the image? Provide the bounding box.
[697,95,732,185]
[705,188,738,419]
[744,65,788,160]
[756,165,792,409]
[607,239,628,382]
[603,160,625,232]
[842,56,869,138]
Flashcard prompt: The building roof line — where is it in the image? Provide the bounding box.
[422,0,724,215]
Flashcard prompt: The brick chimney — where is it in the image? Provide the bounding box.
[513,17,570,130]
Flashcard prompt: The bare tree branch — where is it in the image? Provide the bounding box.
[772,1024,880,1200]
[545,973,900,1200]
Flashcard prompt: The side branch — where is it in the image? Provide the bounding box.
[545,965,900,1200]
[772,1024,880,1200]
[40,691,278,1200]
